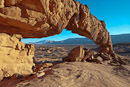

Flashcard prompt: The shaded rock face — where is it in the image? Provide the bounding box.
[0,33,35,80]
[0,0,114,57]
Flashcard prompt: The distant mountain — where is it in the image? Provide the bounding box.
[34,40,55,44]
[111,34,130,44]
[34,38,94,45]
[34,34,130,45]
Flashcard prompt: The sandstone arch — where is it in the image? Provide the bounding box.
[0,0,115,58]
[0,0,125,80]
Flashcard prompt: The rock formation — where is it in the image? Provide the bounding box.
[63,46,102,64]
[0,0,115,59]
[63,46,85,62]
[0,33,35,80]
[0,0,121,80]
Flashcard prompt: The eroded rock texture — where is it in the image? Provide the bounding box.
[0,0,114,58]
[0,33,35,80]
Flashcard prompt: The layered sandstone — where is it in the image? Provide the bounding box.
[0,33,35,80]
[0,1,116,60]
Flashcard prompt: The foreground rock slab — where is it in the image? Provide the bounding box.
[0,33,35,80]
[0,63,54,87]
[16,62,130,87]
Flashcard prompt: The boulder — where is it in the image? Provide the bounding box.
[63,46,85,62]
[0,33,35,80]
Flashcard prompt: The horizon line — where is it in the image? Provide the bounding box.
[23,33,130,43]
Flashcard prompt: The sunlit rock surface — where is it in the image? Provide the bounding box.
[0,33,35,80]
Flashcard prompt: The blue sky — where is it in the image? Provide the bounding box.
[22,0,130,43]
